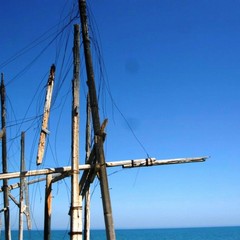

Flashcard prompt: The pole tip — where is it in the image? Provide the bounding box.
[50,64,56,75]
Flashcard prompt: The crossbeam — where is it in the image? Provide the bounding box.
[0,174,63,192]
[0,157,208,180]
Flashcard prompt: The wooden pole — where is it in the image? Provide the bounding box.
[1,74,11,240]
[78,1,116,239]
[36,64,55,165]
[84,94,91,240]
[24,174,31,230]
[44,174,52,240]
[70,24,82,240]
[18,132,25,240]
[83,187,90,240]
[0,157,207,181]
[0,165,90,180]
[0,177,52,192]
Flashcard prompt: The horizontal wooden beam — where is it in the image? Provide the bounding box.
[0,178,46,192]
[113,157,208,168]
[0,174,64,192]
[0,156,208,180]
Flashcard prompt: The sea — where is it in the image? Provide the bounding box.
[3,226,240,240]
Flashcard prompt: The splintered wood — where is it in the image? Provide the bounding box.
[36,65,55,165]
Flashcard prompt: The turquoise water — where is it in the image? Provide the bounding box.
[3,226,240,239]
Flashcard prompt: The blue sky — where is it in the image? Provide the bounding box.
[0,0,239,231]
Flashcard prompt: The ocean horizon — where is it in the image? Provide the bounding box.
[2,226,240,239]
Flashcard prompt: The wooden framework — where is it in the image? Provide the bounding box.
[0,1,208,239]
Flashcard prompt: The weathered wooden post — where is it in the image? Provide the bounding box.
[1,74,11,240]
[36,65,55,165]
[19,132,25,240]
[78,1,116,239]
[44,174,52,240]
[70,24,82,240]
[84,94,91,240]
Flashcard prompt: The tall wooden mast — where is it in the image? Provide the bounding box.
[1,74,11,240]
[78,1,116,239]
[70,24,82,240]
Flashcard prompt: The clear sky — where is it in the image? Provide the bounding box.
[0,0,239,231]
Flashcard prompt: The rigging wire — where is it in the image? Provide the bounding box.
[5,18,76,87]
[0,9,78,71]
[53,85,72,167]
[90,178,100,200]
[85,3,151,158]
[48,139,60,167]
[26,6,78,233]
[1,8,76,171]
[0,0,153,233]
[3,70,48,175]
[0,3,81,235]
[4,94,20,172]
[5,114,43,129]
[52,43,73,108]
[55,1,79,64]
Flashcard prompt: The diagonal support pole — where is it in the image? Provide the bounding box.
[36,65,55,165]
[78,1,116,239]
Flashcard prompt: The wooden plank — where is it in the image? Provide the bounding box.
[36,65,55,165]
